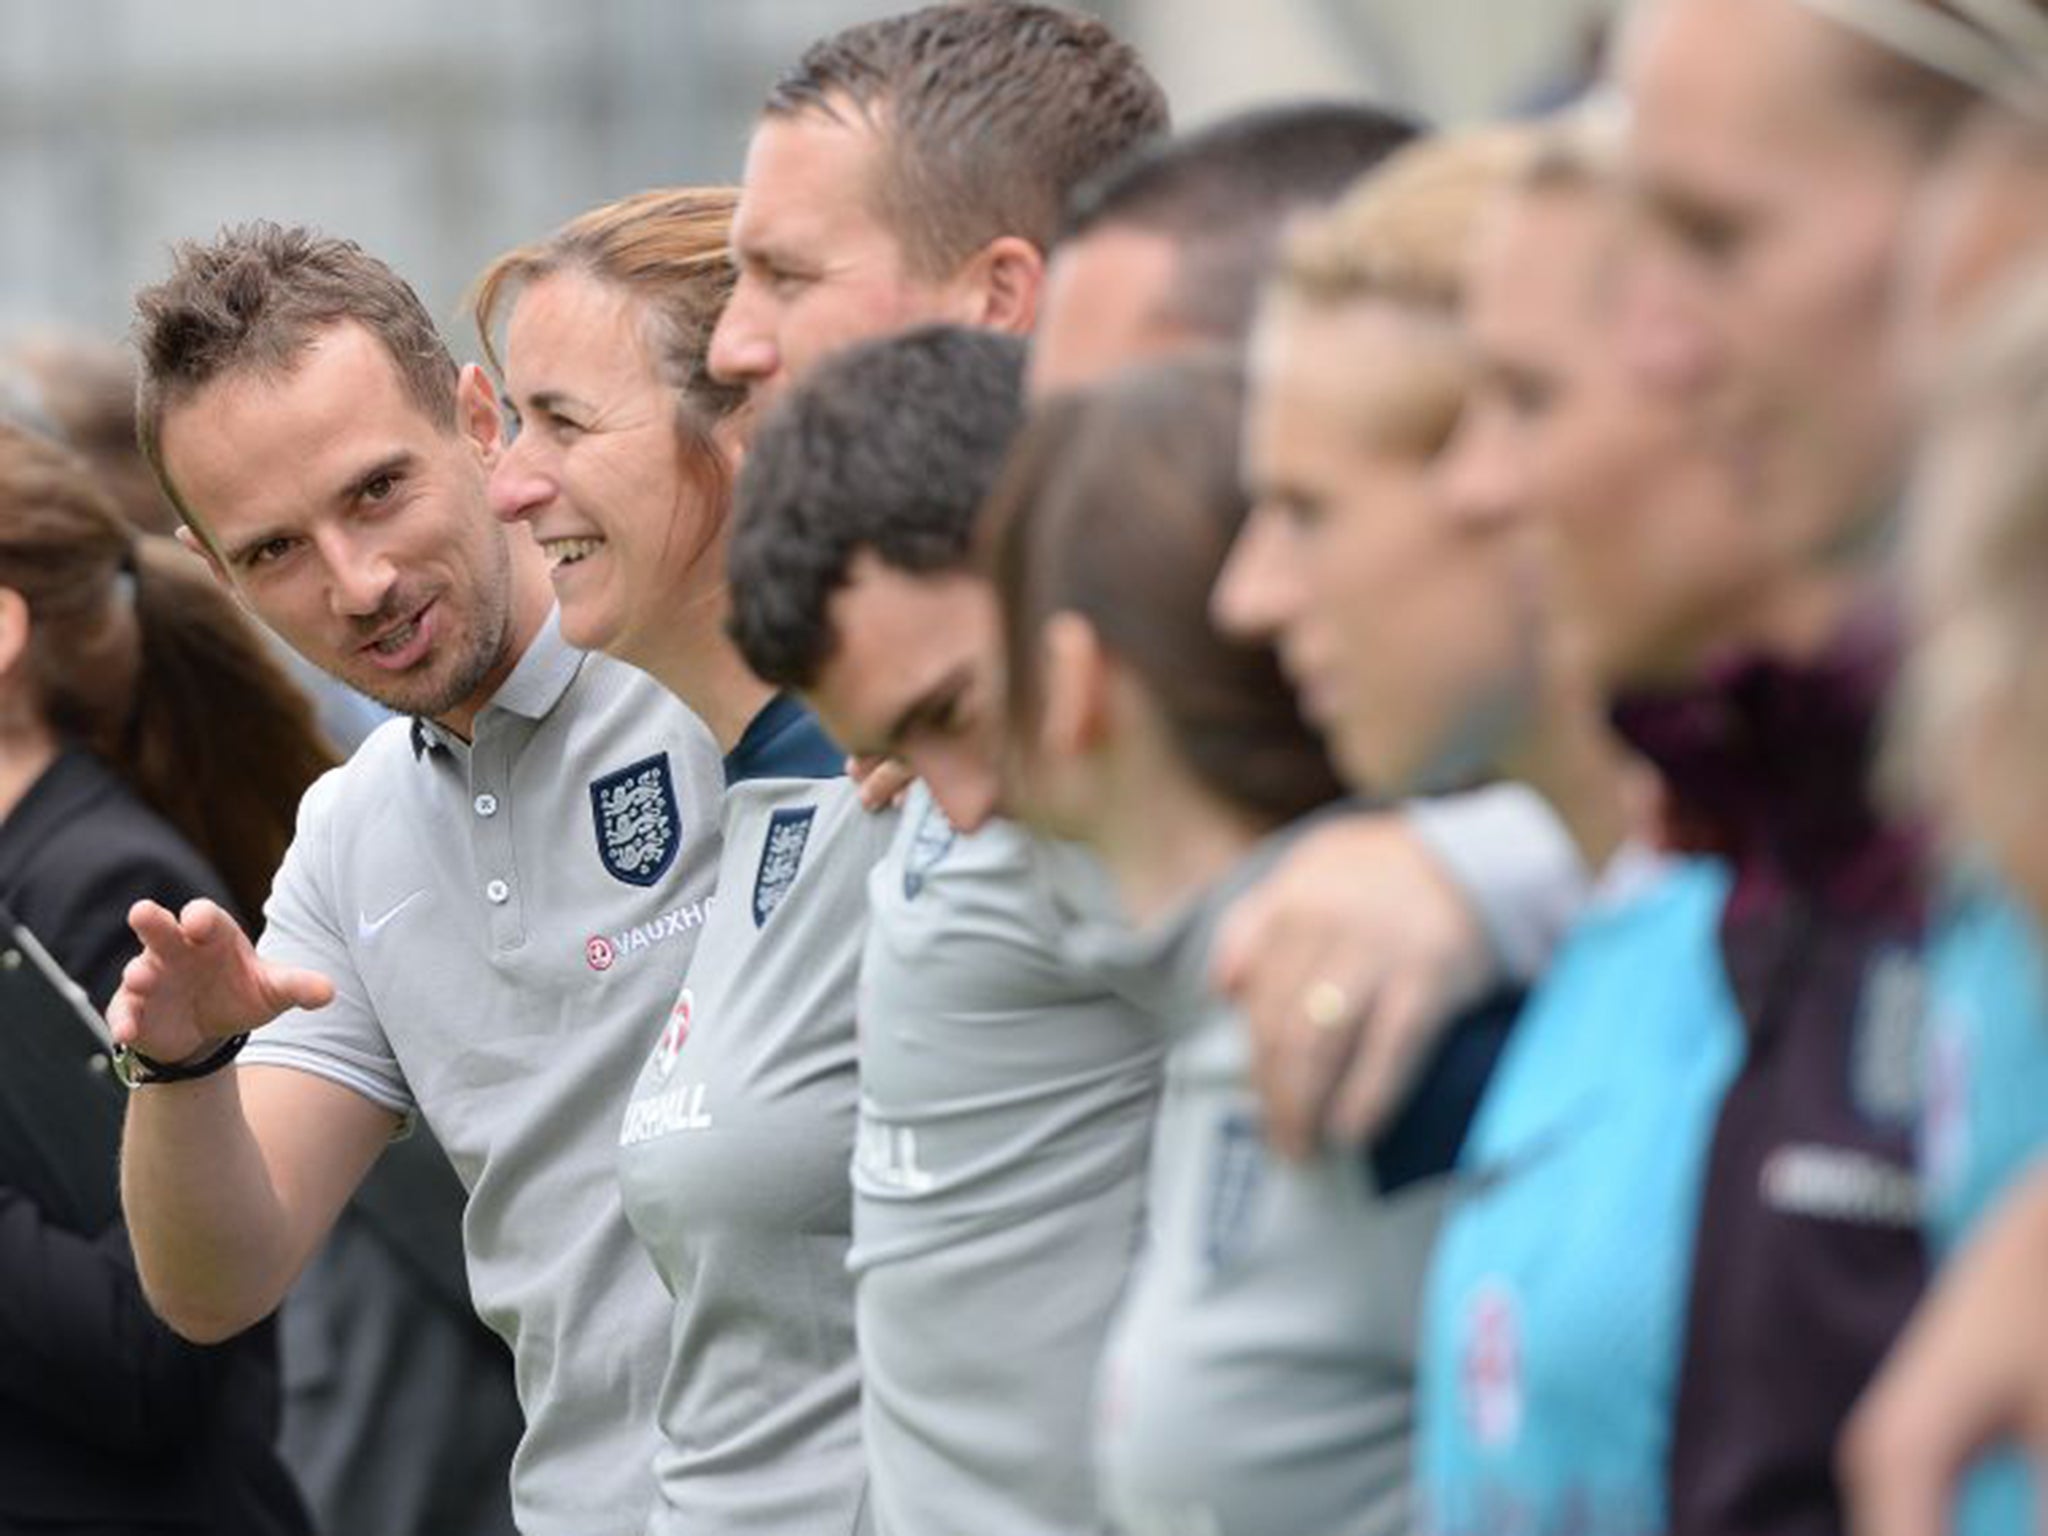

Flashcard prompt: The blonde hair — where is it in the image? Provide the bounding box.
[1892,270,2048,852]
[1271,126,1539,315]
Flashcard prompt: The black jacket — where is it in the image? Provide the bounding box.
[0,748,311,1535]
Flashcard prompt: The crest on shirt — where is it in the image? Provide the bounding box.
[1850,945,1926,1128]
[902,797,958,900]
[590,752,681,887]
[1461,1280,1524,1450]
[753,806,817,929]
[651,989,694,1082]
[1201,1112,1265,1272]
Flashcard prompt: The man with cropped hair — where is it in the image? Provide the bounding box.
[708,0,1170,414]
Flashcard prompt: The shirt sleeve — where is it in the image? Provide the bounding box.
[1404,782,1590,988]
[240,770,417,1123]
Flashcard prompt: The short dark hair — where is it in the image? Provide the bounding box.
[764,1,1170,277]
[133,222,458,540]
[982,355,1344,827]
[1057,100,1422,346]
[728,324,1027,689]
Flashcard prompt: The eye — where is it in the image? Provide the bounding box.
[362,470,400,503]
[500,398,523,443]
[246,536,299,569]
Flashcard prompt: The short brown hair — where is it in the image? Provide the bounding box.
[983,356,1343,829]
[470,186,745,434]
[133,222,459,535]
[765,1,1170,277]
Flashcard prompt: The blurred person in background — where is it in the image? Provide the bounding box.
[477,185,895,1535]
[1608,0,2033,1526]
[112,223,728,1536]
[1211,125,1715,1536]
[0,421,322,1535]
[984,353,1480,1536]
[1036,104,1595,1161]
[1851,268,2048,1536]
[1844,49,2048,1515]
[1416,121,1770,1535]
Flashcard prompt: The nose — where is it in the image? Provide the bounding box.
[1210,504,1304,643]
[917,746,1002,835]
[487,434,552,526]
[321,529,397,620]
[707,275,780,389]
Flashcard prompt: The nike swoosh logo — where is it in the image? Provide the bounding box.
[357,889,426,941]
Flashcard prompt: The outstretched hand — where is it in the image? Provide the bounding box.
[1212,814,1490,1160]
[108,898,335,1066]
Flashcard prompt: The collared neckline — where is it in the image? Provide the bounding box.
[411,607,585,759]
[722,693,845,787]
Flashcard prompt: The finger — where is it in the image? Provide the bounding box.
[1241,928,1329,1159]
[106,988,141,1047]
[1209,891,1261,1000]
[1328,971,1433,1146]
[260,964,336,1015]
[178,897,237,944]
[127,899,186,951]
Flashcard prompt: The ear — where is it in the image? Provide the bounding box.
[955,235,1045,336]
[1038,610,1113,761]
[456,363,505,464]
[0,588,30,681]
[173,524,235,593]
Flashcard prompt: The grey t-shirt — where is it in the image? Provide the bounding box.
[616,696,894,1536]
[1094,838,1448,1536]
[852,787,1166,1536]
[242,615,725,1536]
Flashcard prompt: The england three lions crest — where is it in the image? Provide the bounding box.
[754,806,817,928]
[590,753,682,887]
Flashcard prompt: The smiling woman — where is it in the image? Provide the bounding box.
[468,189,895,1536]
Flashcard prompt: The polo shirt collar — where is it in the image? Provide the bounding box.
[411,607,586,758]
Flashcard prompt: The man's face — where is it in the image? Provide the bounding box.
[1217,298,1535,796]
[161,322,543,730]
[1621,0,1928,587]
[1450,187,1774,691]
[1027,225,1187,397]
[804,552,1005,832]
[710,107,968,416]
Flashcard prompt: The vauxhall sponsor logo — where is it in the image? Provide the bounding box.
[586,896,714,971]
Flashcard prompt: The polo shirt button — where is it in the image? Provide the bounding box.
[485,879,511,905]
[474,792,499,817]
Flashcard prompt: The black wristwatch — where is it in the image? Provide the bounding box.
[114,1032,251,1089]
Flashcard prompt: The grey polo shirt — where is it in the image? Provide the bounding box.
[1092,837,1447,1536]
[851,787,1166,1536]
[616,695,894,1536]
[241,612,725,1536]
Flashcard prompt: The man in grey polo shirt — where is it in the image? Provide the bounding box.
[109,225,722,1536]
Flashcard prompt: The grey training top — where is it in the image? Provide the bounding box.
[1094,836,1449,1536]
[851,786,1166,1536]
[243,614,725,1536]
[616,696,895,1536]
